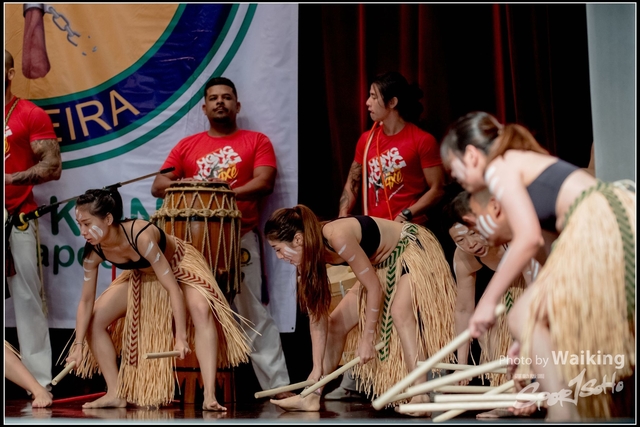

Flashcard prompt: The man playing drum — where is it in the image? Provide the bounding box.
[151,77,294,400]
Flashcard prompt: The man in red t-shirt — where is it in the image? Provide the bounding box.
[331,71,451,401]
[151,77,293,399]
[338,72,445,226]
[5,49,61,393]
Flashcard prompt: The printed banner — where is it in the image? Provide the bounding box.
[5,3,298,331]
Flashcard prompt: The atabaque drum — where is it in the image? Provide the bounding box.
[151,180,241,305]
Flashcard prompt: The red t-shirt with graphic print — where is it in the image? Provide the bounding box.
[160,130,277,235]
[353,122,441,222]
[5,96,58,213]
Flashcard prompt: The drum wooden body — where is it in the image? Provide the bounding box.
[151,180,241,304]
[151,180,241,404]
[327,265,357,312]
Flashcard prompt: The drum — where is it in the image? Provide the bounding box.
[151,180,241,404]
[326,265,357,312]
[151,180,242,305]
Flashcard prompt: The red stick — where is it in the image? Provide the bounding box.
[52,392,106,404]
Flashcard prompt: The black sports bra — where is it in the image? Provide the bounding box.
[91,220,168,270]
[324,215,381,265]
[526,159,578,232]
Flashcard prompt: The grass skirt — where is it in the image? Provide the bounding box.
[69,239,251,407]
[478,275,527,386]
[345,223,457,404]
[517,181,635,418]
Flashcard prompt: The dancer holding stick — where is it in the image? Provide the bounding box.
[440,111,635,421]
[264,205,457,416]
[64,188,251,411]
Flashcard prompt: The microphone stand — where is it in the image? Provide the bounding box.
[8,167,175,230]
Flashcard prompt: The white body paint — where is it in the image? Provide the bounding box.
[91,225,104,237]
[359,267,370,275]
[144,242,154,257]
[337,244,347,256]
[477,215,495,238]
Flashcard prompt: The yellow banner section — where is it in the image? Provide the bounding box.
[5,3,178,99]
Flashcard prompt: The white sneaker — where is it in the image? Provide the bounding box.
[324,386,365,401]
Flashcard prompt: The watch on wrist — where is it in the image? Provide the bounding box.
[401,208,413,221]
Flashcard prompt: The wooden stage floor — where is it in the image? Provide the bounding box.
[3,394,634,424]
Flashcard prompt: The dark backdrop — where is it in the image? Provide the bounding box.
[298,4,594,219]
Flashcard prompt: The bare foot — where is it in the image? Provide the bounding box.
[395,394,431,418]
[82,407,127,419]
[82,392,127,409]
[202,410,228,420]
[31,388,53,408]
[203,399,226,412]
[270,393,320,412]
[273,391,296,400]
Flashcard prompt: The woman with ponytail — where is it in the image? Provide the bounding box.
[64,188,251,411]
[440,111,635,421]
[264,205,457,416]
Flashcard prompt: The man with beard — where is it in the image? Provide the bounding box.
[151,77,294,399]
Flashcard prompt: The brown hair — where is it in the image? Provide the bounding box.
[264,204,331,319]
[441,111,548,163]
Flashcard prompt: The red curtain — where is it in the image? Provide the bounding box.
[299,4,593,219]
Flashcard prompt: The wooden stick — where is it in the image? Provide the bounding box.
[255,380,316,399]
[392,359,508,403]
[52,392,106,404]
[51,361,76,385]
[144,351,181,360]
[433,379,515,422]
[372,303,506,410]
[434,393,545,403]
[299,342,384,398]
[429,362,507,374]
[434,385,498,393]
[397,400,527,413]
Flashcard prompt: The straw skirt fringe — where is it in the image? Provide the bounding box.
[345,224,457,403]
[517,184,635,419]
[70,239,251,407]
[478,275,527,386]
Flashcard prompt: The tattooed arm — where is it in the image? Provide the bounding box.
[338,161,362,217]
[5,138,61,185]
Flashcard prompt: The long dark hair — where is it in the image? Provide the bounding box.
[264,205,331,319]
[372,71,424,124]
[440,111,548,162]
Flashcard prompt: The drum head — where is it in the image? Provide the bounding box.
[167,180,231,192]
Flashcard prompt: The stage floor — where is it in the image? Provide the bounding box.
[4,395,634,424]
[2,395,534,424]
